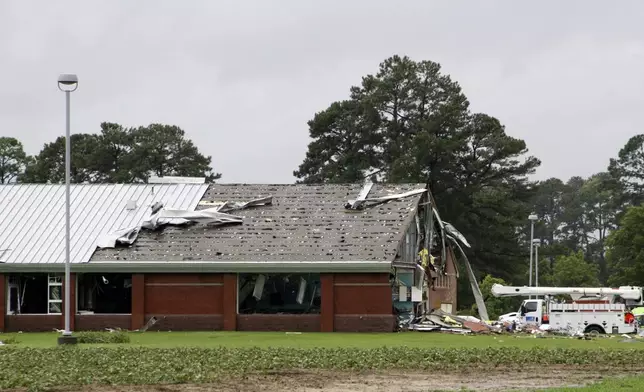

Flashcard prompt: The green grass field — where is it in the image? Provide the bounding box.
[541,375,644,391]
[5,330,644,349]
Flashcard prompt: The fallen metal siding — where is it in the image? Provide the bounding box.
[0,184,209,264]
[92,183,426,263]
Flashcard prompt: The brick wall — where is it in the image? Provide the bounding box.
[334,315,395,332]
[76,314,131,331]
[5,315,61,332]
[144,274,224,314]
[144,315,224,331]
[1,272,397,333]
[140,273,226,331]
[320,274,334,332]
[237,314,321,332]
[222,274,237,331]
[131,274,145,330]
[429,247,458,311]
[0,274,4,332]
[333,273,394,332]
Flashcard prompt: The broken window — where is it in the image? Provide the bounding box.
[5,274,56,315]
[238,273,321,314]
[77,274,132,314]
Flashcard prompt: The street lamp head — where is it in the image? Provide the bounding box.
[57,74,78,92]
[528,214,538,221]
[532,238,541,246]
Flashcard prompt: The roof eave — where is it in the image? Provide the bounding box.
[0,260,392,274]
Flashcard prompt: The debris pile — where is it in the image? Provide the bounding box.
[402,310,631,338]
[405,310,501,334]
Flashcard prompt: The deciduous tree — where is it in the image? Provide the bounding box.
[20,123,220,184]
[551,251,600,287]
[0,137,28,184]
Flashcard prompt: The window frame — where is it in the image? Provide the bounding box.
[6,276,19,315]
[47,274,63,315]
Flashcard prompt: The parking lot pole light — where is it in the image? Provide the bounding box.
[57,73,79,345]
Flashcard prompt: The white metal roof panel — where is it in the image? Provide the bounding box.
[0,184,208,264]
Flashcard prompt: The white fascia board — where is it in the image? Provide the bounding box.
[0,260,392,274]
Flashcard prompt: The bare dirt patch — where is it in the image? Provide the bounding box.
[31,366,644,392]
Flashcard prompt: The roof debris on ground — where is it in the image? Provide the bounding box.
[405,312,644,339]
[404,310,501,334]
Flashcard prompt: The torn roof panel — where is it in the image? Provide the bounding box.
[0,183,209,264]
[91,183,426,263]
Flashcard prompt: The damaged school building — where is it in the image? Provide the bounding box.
[0,180,469,333]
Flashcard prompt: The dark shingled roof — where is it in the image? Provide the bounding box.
[90,183,426,263]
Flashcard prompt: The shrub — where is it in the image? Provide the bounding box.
[0,336,18,345]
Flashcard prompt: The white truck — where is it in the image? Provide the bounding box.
[491,284,644,334]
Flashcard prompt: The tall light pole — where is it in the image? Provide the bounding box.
[528,213,538,298]
[57,74,78,345]
[533,238,541,298]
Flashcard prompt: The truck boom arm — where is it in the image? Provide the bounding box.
[491,284,642,300]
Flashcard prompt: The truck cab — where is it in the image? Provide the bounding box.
[518,299,546,326]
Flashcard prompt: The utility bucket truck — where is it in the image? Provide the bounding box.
[491,284,644,335]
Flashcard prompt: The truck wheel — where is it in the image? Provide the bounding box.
[584,325,605,335]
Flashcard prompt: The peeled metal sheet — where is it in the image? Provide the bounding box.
[432,207,447,271]
[448,234,489,321]
[145,207,244,229]
[346,188,426,210]
[199,196,273,213]
[98,196,273,248]
[444,222,471,248]
[96,226,140,248]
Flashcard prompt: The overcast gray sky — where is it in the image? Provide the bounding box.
[1,0,642,183]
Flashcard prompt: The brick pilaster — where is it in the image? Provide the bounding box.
[223,274,237,331]
[0,274,5,332]
[131,274,145,330]
[320,274,334,332]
